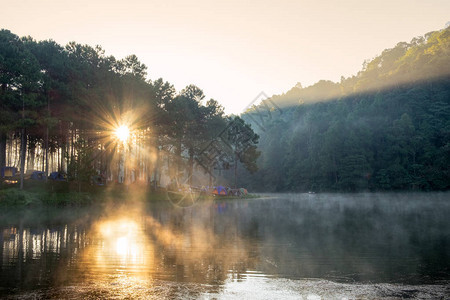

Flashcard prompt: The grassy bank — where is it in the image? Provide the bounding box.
[0,180,135,206]
[0,183,260,207]
[0,188,98,206]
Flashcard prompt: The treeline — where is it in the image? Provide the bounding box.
[0,29,258,189]
[239,27,450,192]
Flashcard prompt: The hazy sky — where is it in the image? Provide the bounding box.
[2,0,449,113]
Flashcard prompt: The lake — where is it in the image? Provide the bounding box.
[1,192,449,299]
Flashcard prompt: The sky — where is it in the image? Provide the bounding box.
[1,0,449,114]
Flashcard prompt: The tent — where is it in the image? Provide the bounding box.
[49,172,67,181]
[239,188,248,195]
[31,171,46,180]
[212,186,227,195]
[1,167,17,178]
[91,175,105,186]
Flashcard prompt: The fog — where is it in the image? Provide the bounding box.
[1,192,449,298]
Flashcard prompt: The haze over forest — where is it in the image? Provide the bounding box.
[238,26,450,191]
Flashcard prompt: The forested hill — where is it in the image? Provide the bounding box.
[240,27,450,192]
[263,27,450,108]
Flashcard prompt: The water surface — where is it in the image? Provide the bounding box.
[1,193,449,299]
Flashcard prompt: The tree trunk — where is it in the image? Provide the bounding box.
[57,147,60,172]
[41,144,45,172]
[136,133,141,182]
[14,137,19,167]
[188,148,194,186]
[45,125,49,182]
[8,135,13,166]
[175,137,182,182]
[118,143,125,183]
[152,144,160,189]
[19,128,27,189]
[61,140,66,173]
[27,141,36,171]
[0,83,6,169]
[0,132,6,169]
[51,149,54,174]
[71,127,74,162]
[234,152,238,188]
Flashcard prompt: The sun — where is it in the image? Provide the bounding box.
[115,125,130,143]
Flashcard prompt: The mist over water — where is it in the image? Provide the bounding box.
[1,193,449,299]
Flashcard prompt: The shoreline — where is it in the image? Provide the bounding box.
[1,183,447,208]
[0,184,261,207]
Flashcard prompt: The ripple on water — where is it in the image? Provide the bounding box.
[4,277,449,299]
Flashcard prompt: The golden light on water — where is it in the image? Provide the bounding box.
[90,218,149,268]
[115,125,130,143]
[116,236,129,256]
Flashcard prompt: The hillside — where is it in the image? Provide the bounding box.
[239,27,450,192]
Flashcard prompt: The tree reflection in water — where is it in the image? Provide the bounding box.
[1,193,449,299]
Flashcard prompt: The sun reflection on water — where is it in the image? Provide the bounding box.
[87,217,151,273]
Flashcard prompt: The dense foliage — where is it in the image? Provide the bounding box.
[0,29,258,189]
[240,27,450,191]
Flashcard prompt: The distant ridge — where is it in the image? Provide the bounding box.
[247,27,450,111]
